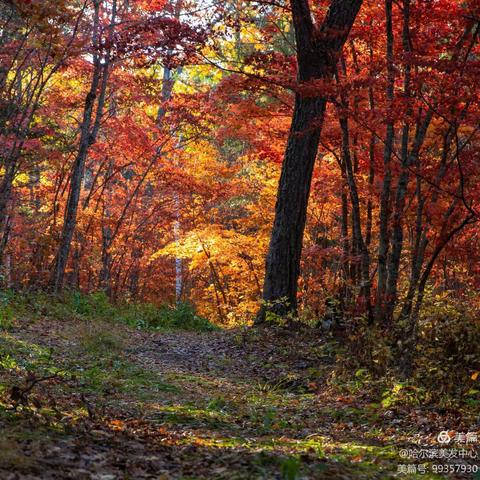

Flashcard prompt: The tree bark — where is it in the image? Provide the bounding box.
[256,0,364,322]
[374,0,395,323]
[50,0,114,293]
[339,113,372,318]
[98,160,114,295]
[385,109,432,320]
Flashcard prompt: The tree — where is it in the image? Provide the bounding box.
[0,0,83,271]
[49,0,204,293]
[0,0,478,346]
[50,0,116,293]
[256,0,363,322]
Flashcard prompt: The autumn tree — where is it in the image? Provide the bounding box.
[256,0,364,322]
[0,0,83,274]
[49,0,205,292]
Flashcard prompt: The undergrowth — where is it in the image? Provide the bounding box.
[0,290,218,332]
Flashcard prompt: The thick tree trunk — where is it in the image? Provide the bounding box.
[261,95,326,318]
[257,0,363,322]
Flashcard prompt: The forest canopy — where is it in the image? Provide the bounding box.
[0,0,478,327]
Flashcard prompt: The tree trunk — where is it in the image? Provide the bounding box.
[50,0,114,293]
[99,225,113,295]
[385,110,431,320]
[401,213,475,376]
[340,169,350,290]
[339,114,372,319]
[256,0,364,323]
[260,95,326,319]
[374,0,395,323]
[0,162,16,264]
[50,74,101,292]
[365,59,376,249]
[400,126,451,321]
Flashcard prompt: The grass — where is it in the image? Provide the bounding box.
[0,289,218,332]
[0,319,178,414]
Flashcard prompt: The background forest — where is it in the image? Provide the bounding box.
[0,0,479,478]
[1,0,479,367]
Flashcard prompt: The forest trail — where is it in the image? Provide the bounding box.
[0,318,475,479]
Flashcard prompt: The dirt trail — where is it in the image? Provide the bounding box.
[0,321,476,479]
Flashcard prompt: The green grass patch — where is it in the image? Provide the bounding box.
[78,357,178,398]
[0,323,178,408]
[151,403,232,429]
[0,289,218,332]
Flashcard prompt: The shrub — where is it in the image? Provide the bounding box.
[413,291,480,400]
[118,301,218,331]
[0,290,15,330]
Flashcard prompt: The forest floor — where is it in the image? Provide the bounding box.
[0,316,479,479]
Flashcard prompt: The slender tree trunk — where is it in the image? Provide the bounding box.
[399,177,426,321]
[401,213,475,376]
[366,133,375,248]
[0,213,11,284]
[374,0,395,323]
[155,22,183,300]
[98,159,113,295]
[384,0,430,321]
[174,197,183,303]
[399,125,450,321]
[129,245,142,300]
[99,225,113,295]
[340,171,350,290]
[50,64,101,292]
[338,105,372,318]
[385,110,432,320]
[0,6,84,267]
[0,162,16,263]
[51,0,114,293]
[257,0,364,322]
[365,60,376,248]
[68,236,82,289]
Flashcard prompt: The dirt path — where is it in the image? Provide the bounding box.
[0,320,477,479]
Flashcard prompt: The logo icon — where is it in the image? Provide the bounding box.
[437,431,452,444]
